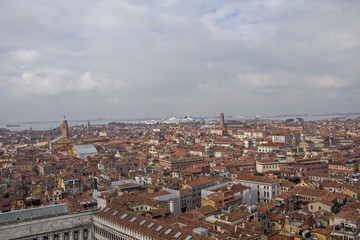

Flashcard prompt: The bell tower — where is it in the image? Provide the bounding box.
[87,121,91,134]
[61,116,69,138]
[220,113,225,130]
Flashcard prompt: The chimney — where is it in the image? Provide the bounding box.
[169,201,175,213]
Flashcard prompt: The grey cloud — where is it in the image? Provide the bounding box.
[0,0,359,122]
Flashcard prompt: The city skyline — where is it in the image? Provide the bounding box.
[1,0,360,122]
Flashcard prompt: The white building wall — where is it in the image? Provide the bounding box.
[241,188,258,205]
[0,211,94,240]
[234,180,280,203]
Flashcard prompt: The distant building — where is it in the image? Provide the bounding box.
[330,209,360,239]
[0,156,13,169]
[61,116,69,138]
[256,158,287,174]
[257,143,291,153]
[280,159,328,177]
[38,161,66,176]
[49,117,75,150]
[220,112,225,130]
[234,174,280,203]
[159,157,204,171]
[60,175,83,194]
[49,136,75,150]
[328,160,357,176]
[87,121,91,134]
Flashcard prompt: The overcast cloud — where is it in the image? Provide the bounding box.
[0,0,359,122]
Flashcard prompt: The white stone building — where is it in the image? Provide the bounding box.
[234,174,280,203]
[0,204,94,240]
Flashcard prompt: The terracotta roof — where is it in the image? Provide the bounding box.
[235,173,279,184]
[310,228,332,236]
[258,203,275,215]
[331,210,360,223]
[219,208,251,222]
[281,180,296,188]
[95,205,211,240]
[187,177,215,188]
[181,206,217,220]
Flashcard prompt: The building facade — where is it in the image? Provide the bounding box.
[93,205,210,240]
[0,204,94,240]
[234,174,280,203]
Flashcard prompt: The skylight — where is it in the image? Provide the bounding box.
[130,217,137,222]
[140,220,147,226]
[120,214,128,219]
[156,226,163,232]
[174,232,182,238]
[104,208,110,213]
[164,229,173,235]
[147,222,155,228]
[112,211,119,216]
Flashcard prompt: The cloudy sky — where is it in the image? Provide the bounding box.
[1,0,359,122]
